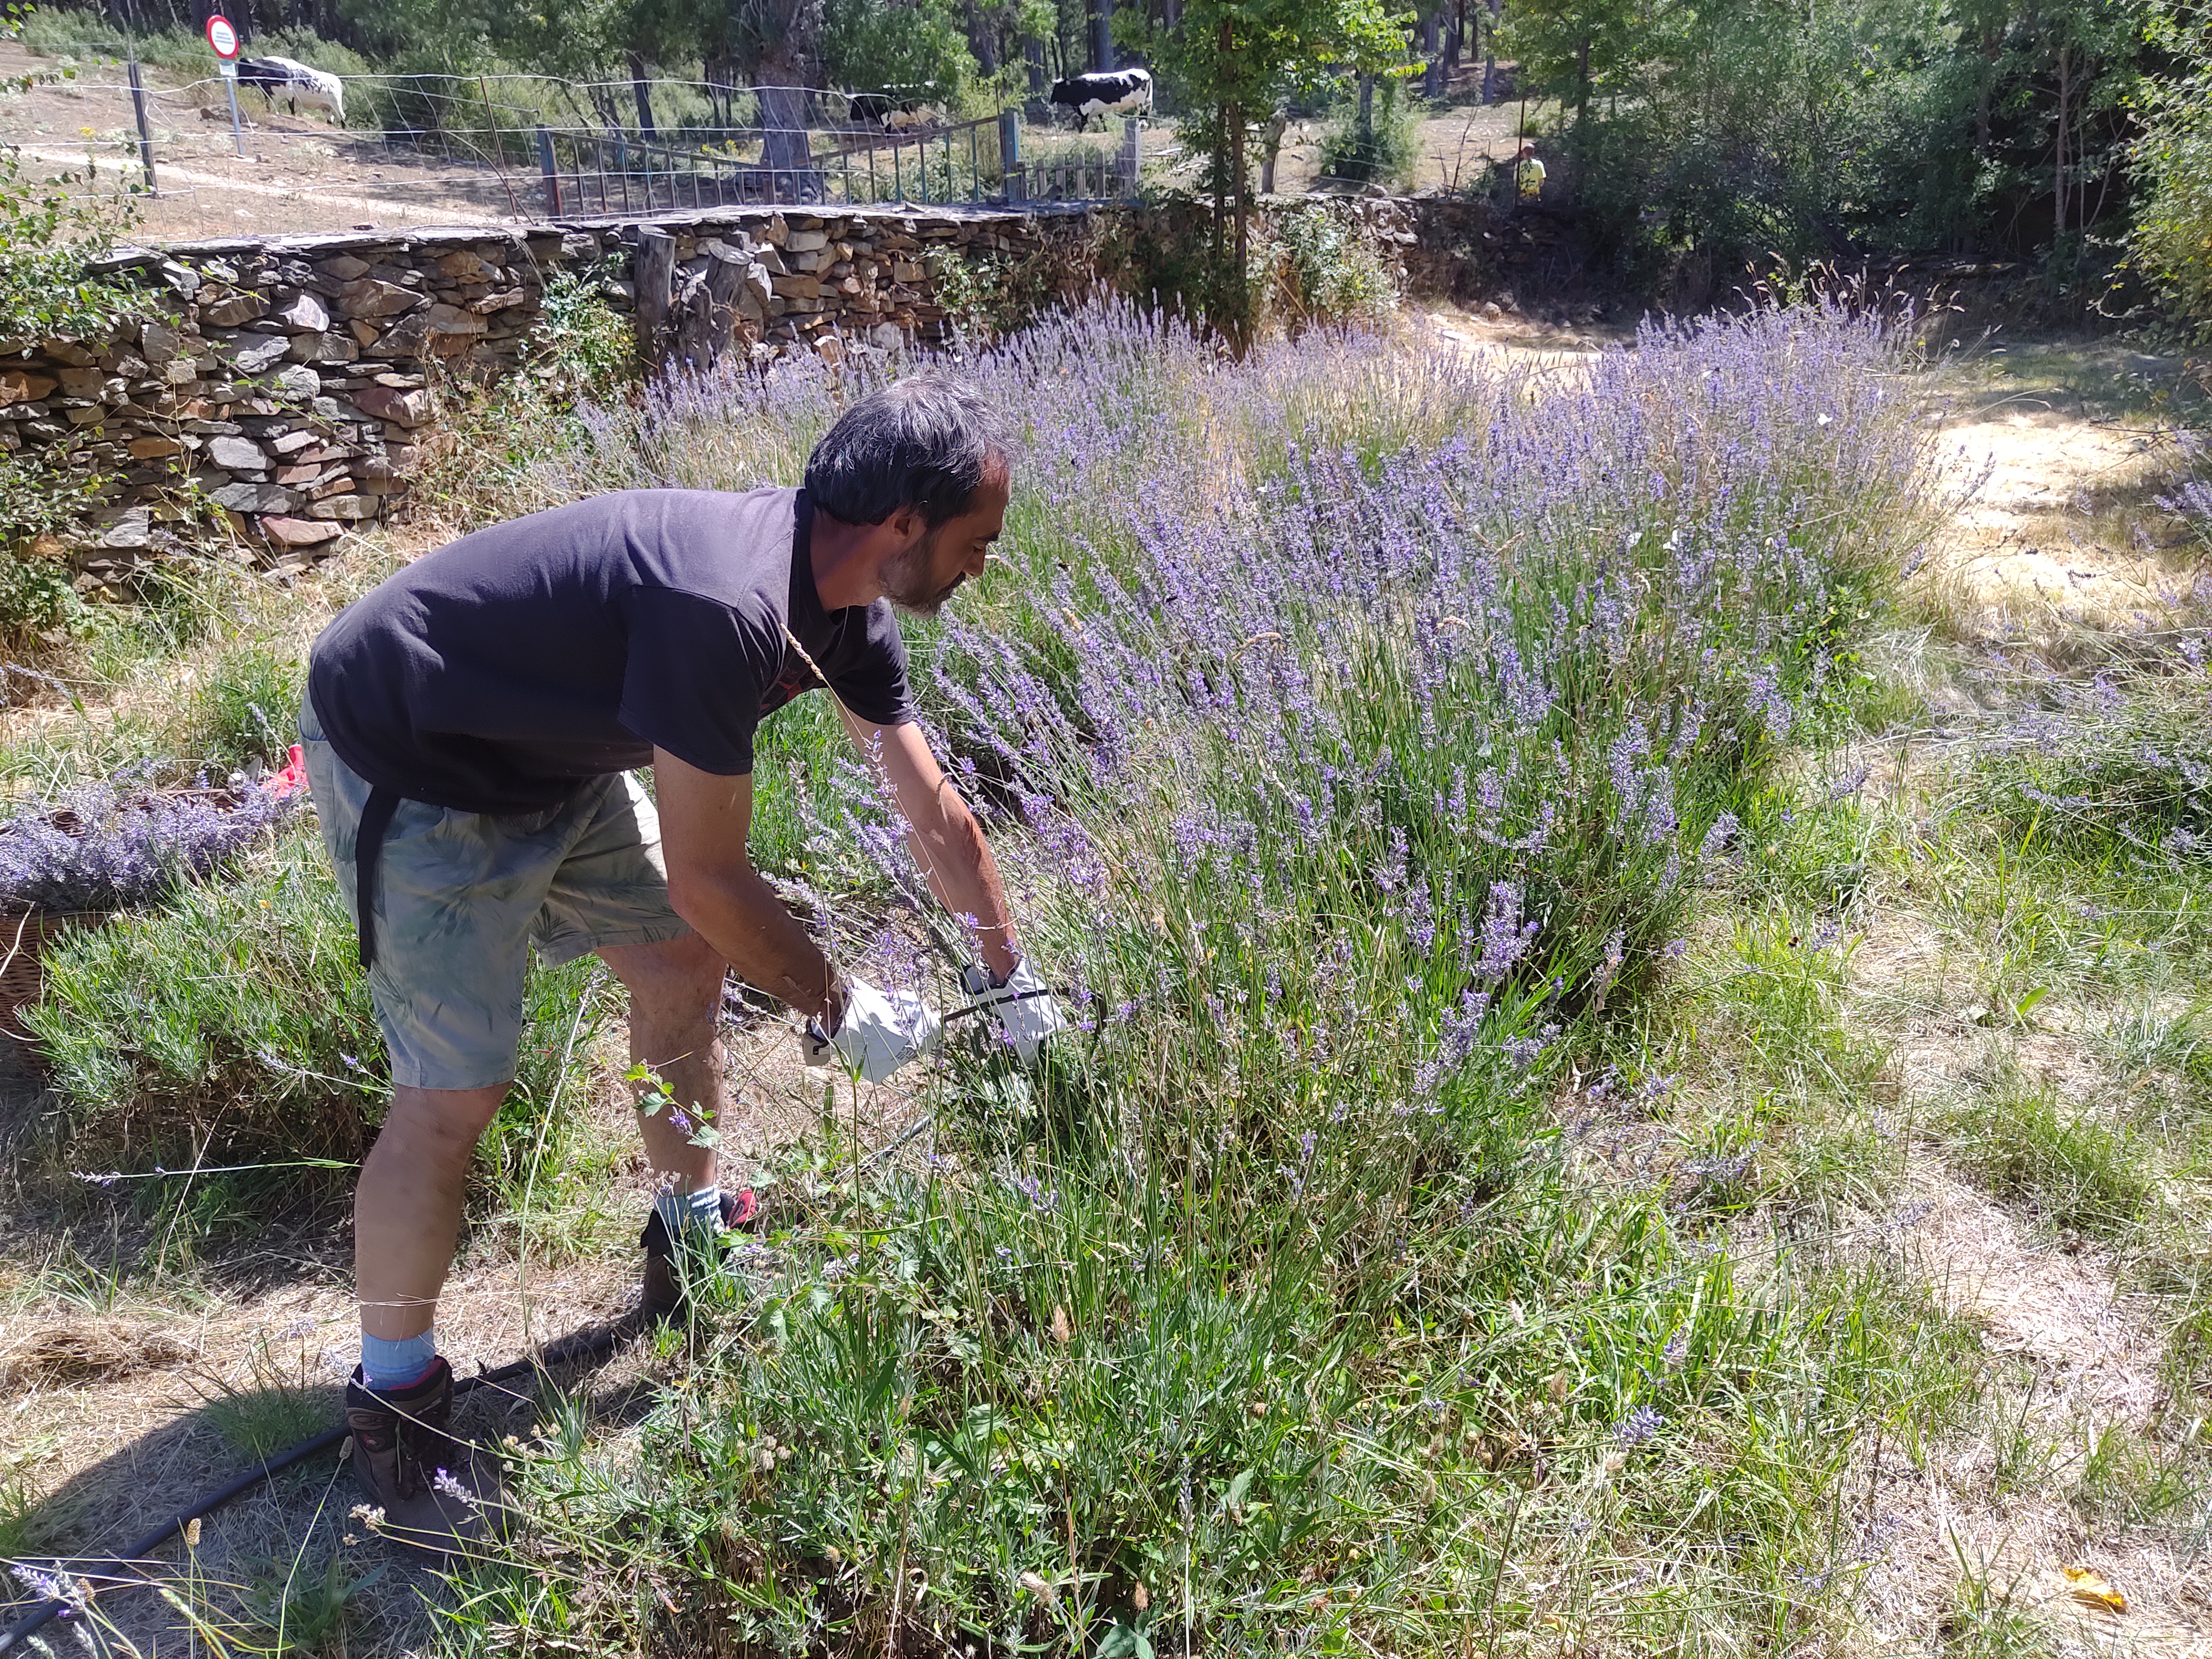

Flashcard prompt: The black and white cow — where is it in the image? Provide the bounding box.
[1047,67,1150,131]
[236,55,345,124]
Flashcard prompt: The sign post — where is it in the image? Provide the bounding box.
[205,14,244,158]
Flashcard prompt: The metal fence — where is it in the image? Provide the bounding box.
[530,112,1140,214]
[12,61,1145,241]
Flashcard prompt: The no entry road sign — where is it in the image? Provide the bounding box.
[205,14,238,58]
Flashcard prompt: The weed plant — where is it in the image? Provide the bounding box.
[427,305,1979,1655]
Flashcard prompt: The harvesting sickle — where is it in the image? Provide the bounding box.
[297,372,1067,1552]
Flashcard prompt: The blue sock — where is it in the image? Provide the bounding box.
[360,1328,439,1391]
[655,1186,723,1238]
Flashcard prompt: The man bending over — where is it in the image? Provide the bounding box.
[301,374,1062,1551]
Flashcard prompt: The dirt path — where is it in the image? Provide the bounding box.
[1839,346,2212,1652]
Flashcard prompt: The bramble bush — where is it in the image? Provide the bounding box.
[444,302,1959,1656]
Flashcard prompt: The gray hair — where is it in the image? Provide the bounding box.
[804,373,1013,529]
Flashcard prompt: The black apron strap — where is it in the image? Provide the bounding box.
[354,785,401,970]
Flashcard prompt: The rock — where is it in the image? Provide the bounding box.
[158,260,202,299]
[320,254,372,283]
[870,321,904,349]
[424,303,487,338]
[351,385,433,426]
[269,427,321,456]
[337,278,422,319]
[225,335,293,374]
[97,508,152,549]
[207,482,300,514]
[271,365,321,402]
[278,293,331,332]
[140,322,182,364]
[754,246,789,276]
[208,435,269,471]
[786,229,828,253]
[467,289,529,316]
[260,515,341,548]
[202,291,268,327]
[307,493,373,521]
[127,436,182,458]
[275,462,328,487]
[771,275,821,300]
[0,371,58,406]
[436,251,491,280]
[348,319,381,347]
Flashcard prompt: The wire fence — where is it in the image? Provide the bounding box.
[12,63,1146,241]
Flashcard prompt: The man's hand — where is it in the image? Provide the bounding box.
[802,979,941,1082]
[960,957,1071,1064]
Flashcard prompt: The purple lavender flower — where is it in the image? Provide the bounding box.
[1615,1405,1664,1447]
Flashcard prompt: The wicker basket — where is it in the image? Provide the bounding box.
[0,910,104,1036]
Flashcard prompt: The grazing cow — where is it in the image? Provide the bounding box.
[882,102,944,131]
[236,55,345,124]
[1047,67,1151,130]
[844,92,895,126]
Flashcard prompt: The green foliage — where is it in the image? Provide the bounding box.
[822,0,974,100]
[25,818,602,1184]
[174,644,305,770]
[1266,200,1398,325]
[2131,8,2212,331]
[1317,73,1421,185]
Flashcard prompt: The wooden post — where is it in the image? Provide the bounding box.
[1000,108,1024,202]
[127,55,157,194]
[637,227,675,371]
[535,123,561,213]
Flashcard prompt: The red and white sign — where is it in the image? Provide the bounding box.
[204,14,238,59]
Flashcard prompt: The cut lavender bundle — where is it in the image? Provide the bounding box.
[0,771,294,914]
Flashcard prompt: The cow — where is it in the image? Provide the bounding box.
[1047,67,1151,131]
[236,55,345,125]
[882,102,945,131]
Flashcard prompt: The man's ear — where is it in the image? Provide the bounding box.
[886,502,927,543]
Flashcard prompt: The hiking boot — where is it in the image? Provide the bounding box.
[343,1358,499,1556]
[640,1188,759,1322]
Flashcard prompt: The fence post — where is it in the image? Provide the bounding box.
[127,55,156,195]
[999,109,1022,203]
[1120,116,1141,196]
[535,123,561,215]
[637,227,675,371]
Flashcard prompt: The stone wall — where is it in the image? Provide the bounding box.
[0,202,1104,586]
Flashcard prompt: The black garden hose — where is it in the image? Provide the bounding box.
[0,1324,624,1653]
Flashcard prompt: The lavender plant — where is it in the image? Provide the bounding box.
[451,305,1951,1657]
[0,770,289,914]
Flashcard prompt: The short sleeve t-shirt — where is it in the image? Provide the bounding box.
[306,487,916,815]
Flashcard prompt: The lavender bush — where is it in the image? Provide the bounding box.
[453,305,1957,1657]
[0,771,290,914]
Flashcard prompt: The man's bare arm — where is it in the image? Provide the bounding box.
[651,748,842,1025]
[841,713,1020,982]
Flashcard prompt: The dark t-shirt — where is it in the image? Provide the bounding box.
[307,487,916,815]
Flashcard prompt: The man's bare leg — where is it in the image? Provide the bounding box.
[601,932,728,1193]
[356,1083,510,1344]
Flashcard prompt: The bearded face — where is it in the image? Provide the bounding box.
[877,524,966,617]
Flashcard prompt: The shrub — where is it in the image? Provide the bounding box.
[2130,26,2212,335]
[1266,201,1397,328]
[1318,75,1421,186]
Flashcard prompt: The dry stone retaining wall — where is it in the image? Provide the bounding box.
[0,203,1105,586]
[2,196,1456,588]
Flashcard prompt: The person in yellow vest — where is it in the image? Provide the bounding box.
[1516,141,1546,201]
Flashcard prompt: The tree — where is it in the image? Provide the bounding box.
[2131,4,2212,327]
[1129,0,1409,319]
